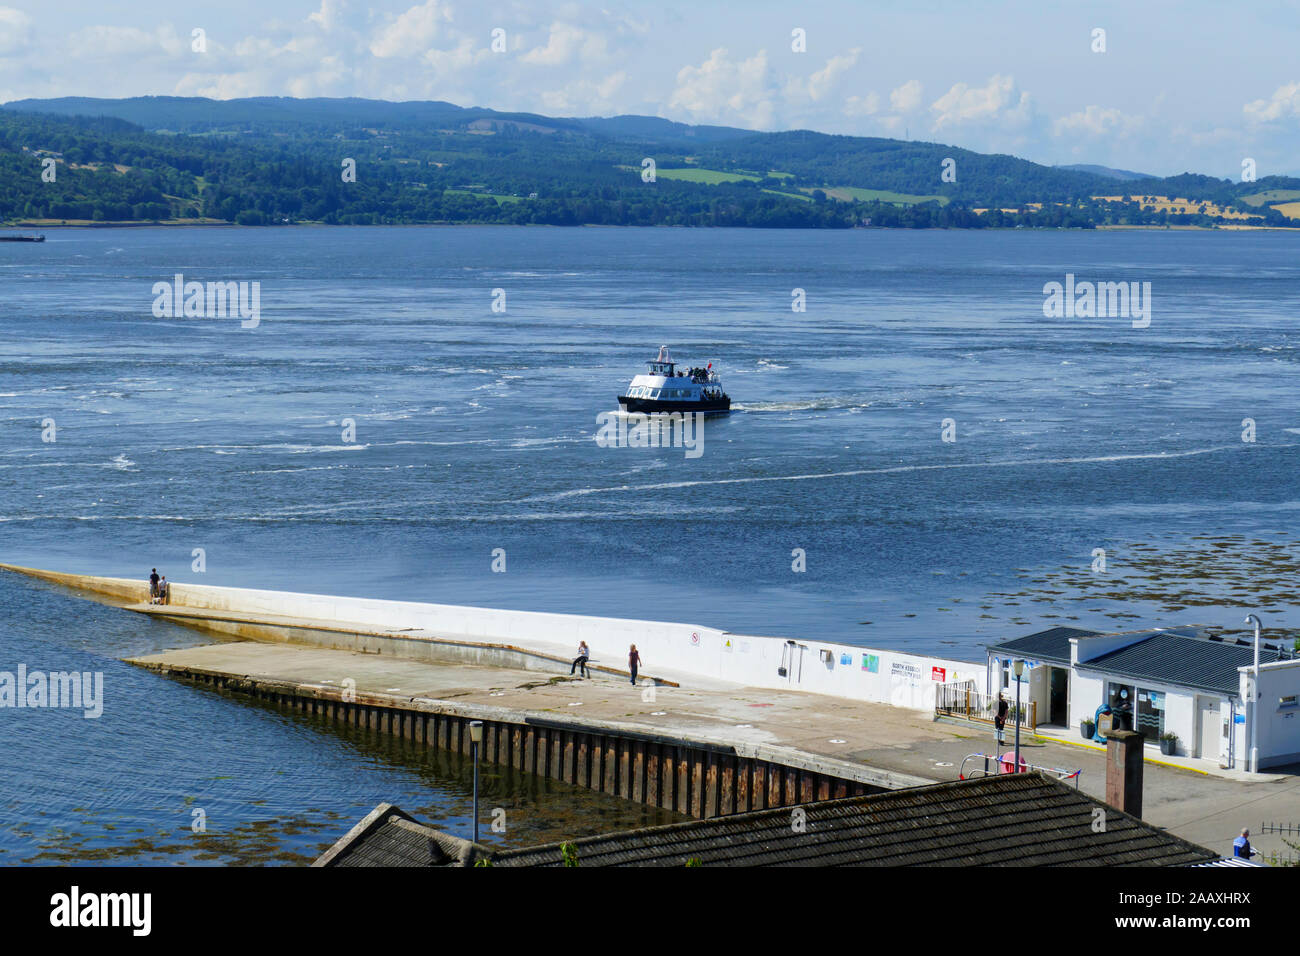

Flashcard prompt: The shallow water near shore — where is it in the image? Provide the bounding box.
[2,225,1298,862]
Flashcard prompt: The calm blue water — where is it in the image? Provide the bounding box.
[2,225,1298,861]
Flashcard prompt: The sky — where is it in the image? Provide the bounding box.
[3,0,1300,177]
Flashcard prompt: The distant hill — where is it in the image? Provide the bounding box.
[1057,163,1154,181]
[1,95,1297,229]
[2,95,591,135]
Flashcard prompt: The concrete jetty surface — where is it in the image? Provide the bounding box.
[7,563,1299,852]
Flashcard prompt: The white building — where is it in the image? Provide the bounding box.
[987,625,1300,771]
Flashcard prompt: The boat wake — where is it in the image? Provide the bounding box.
[525,444,1258,501]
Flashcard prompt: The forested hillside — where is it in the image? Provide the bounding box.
[1,97,1295,229]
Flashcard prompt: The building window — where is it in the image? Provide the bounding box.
[1136,688,1165,742]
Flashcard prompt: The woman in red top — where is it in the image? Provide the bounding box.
[628,645,642,685]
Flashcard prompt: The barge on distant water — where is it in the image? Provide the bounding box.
[617,345,730,416]
[0,234,45,242]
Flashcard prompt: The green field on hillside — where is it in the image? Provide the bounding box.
[807,185,951,206]
[1241,189,1300,206]
[625,165,948,206]
[652,167,761,184]
[444,188,524,204]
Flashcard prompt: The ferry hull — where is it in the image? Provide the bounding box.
[617,395,731,416]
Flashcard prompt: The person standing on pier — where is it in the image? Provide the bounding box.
[628,644,642,685]
[995,693,1008,749]
[571,640,590,678]
[149,568,160,604]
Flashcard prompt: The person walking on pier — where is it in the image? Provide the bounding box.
[571,640,590,678]
[994,693,1008,748]
[628,644,642,685]
[148,568,160,604]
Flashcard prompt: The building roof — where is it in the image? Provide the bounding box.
[317,774,1218,868]
[312,803,486,867]
[987,626,1101,666]
[1082,631,1289,696]
[1187,856,1268,867]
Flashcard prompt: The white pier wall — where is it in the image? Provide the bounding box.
[164,580,985,712]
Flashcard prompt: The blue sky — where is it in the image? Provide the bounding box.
[3,0,1300,176]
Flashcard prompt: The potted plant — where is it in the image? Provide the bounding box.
[1081,718,1095,739]
[1159,732,1178,756]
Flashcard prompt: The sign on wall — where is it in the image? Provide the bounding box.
[891,661,923,685]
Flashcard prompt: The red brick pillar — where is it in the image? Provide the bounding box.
[1105,730,1143,818]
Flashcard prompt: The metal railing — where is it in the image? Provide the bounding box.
[958,753,1082,789]
[1261,822,1300,836]
[935,681,1036,732]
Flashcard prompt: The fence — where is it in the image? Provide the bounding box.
[935,681,1036,732]
[957,753,1082,789]
[1261,822,1300,836]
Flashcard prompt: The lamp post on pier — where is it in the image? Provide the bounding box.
[469,720,483,843]
[1013,660,1025,773]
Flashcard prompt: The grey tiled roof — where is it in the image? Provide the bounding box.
[317,775,1219,868]
[1082,632,1287,695]
[314,803,485,867]
[489,774,1216,867]
[987,627,1101,665]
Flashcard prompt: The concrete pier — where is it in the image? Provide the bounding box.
[0,562,983,709]
[9,562,1300,854]
[127,642,931,818]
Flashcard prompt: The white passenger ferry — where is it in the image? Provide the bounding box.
[617,346,731,415]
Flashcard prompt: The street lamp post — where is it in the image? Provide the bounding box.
[1245,615,1262,774]
[469,720,484,843]
[1013,660,1025,773]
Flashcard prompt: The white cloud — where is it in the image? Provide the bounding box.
[930,73,1031,129]
[0,6,30,56]
[67,25,185,60]
[1244,81,1300,124]
[1053,105,1143,138]
[668,47,778,128]
[422,36,491,76]
[805,48,859,102]
[369,0,450,59]
[174,71,273,100]
[521,23,608,66]
[844,91,880,116]
[307,0,343,33]
[890,79,923,113]
[539,70,628,113]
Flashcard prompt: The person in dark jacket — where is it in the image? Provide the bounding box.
[995,693,1009,748]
